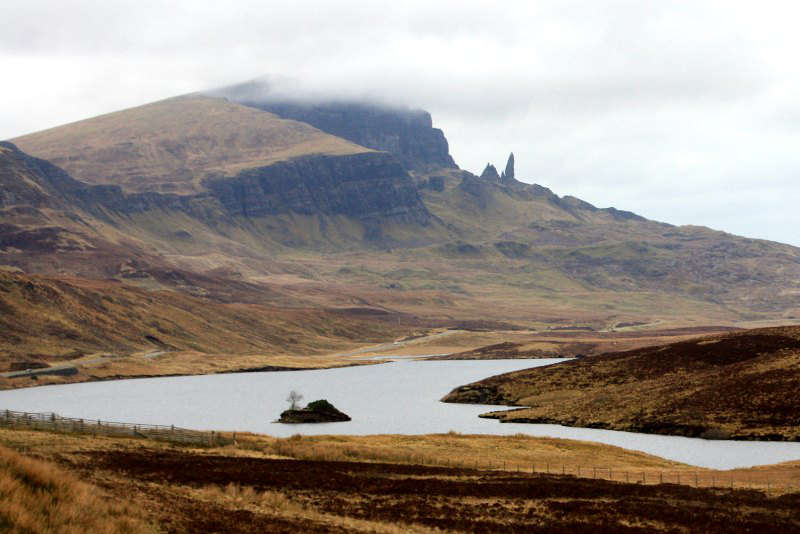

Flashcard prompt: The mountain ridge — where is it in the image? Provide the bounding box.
[3,87,800,327]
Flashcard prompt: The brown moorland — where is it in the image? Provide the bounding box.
[444,325,800,440]
[0,443,153,533]
[0,270,411,386]
[1,428,799,533]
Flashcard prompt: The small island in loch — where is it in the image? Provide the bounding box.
[279,399,352,424]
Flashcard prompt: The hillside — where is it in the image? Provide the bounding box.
[0,270,406,385]
[443,326,800,440]
[12,94,370,195]
[3,85,800,328]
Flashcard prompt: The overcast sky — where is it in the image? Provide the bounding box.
[2,0,799,245]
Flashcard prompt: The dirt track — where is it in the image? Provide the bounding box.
[88,450,800,533]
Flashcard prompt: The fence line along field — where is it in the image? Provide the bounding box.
[2,409,799,496]
[2,426,799,533]
[0,409,226,446]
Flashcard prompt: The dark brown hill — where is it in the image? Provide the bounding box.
[443,326,800,440]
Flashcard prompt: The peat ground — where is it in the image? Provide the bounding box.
[86,449,800,533]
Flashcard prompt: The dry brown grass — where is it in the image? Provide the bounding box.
[190,483,434,534]
[2,424,800,534]
[5,415,800,494]
[0,270,407,387]
[0,444,153,533]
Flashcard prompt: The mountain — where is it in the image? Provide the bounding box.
[4,86,800,331]
[213,80,457,172]
[12,94,370,194]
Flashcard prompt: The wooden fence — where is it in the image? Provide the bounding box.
[0,409,225,446]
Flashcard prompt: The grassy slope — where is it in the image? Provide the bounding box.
[0,271,406,377]
[0,444,153,533]
[416,170,800,319]
[443,326,800,440]
[12,94,369,194]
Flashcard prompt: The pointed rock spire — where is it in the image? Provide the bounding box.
[480,163,500,181]
[502,152,515,182]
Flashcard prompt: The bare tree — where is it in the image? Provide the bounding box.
[286,390,303,410]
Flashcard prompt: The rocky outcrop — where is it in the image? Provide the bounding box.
[278,400,351,423]
[441,383,508,405]
[231,99,458,172]
[205,152,431,226]
[0,142,91,209]
[479,164,500,181]
[2,143,432,247]
[500,153,515,182]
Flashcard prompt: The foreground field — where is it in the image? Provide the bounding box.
[2,428,800,533]
[444,325,800,440]
[0,444,152,533]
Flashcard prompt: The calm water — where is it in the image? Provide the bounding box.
[2,358,800,470]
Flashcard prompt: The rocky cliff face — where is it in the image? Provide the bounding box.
[0,141,89,209]
[1,142,432,246]
[231,99,457,172]
[205,152,431,226]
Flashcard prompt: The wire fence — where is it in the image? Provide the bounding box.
[272,444,800,495]
[2,408,797,494]
[0,409,226,446]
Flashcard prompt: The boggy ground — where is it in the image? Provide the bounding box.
[3,428,800,533]
[444,325,800,440]
[71,448,800,533]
